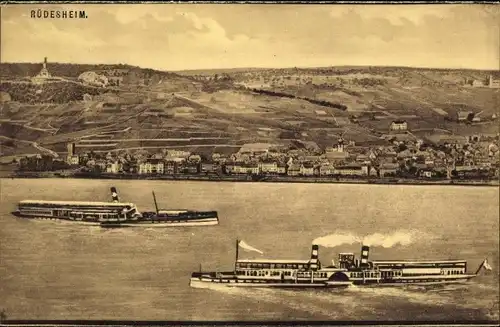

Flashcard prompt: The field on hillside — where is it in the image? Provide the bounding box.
[231,70,499,120]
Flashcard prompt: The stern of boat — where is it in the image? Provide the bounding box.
[189,276,207,289]
[11,210,22,217]
[190,271,214,288]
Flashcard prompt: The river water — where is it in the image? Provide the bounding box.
[0,178,498,322]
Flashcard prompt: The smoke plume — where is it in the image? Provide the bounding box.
[312,230,426,249]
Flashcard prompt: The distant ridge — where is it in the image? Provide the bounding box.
[175,67,267,75]
[175,65,500,76]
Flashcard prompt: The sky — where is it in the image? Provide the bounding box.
[1,3,499,71]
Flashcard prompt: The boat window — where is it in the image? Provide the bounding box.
[276,264,283,269]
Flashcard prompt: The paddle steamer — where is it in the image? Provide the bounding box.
[190,241,490,289]
[13,187,219,227]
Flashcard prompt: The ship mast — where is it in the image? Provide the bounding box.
[152,191,159,214]
[234,238,239,271]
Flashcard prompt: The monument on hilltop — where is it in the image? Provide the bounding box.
[31,57,53,84]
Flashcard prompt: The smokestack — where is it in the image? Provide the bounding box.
[360,245,370,267]
[310,244,319,271]
[43,57,47,69]
[110,187,120,203]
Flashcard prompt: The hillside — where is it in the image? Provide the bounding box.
[211,66,500,121]
[0,62,182,80]
[0,63,498,159]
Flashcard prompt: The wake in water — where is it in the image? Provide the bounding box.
[345,283,454,306]
[191,282,348,319]
[312,229,431,248]
[193,279,496,320]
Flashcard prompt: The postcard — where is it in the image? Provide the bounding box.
[0,2,498,325]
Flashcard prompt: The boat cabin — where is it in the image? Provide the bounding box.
[17,200,140,222]
[234,259,338,282]
[371,260,467,275]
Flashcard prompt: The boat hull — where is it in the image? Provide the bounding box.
[17,217,103,226]
[13,211,219,228]
[349,274,477,286]
[103,218,219,228]
[190,274,477,289]
[189,277,352,289]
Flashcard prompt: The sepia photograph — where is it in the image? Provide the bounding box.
[0,1,499,325]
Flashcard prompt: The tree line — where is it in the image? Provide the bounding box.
[249,88,348,111]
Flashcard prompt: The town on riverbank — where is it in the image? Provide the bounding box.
[7,130,500,187]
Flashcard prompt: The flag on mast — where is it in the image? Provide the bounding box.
[483,259,493,271]
[238,240,264,254]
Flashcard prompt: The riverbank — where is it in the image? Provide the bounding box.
[6,171,499,187]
